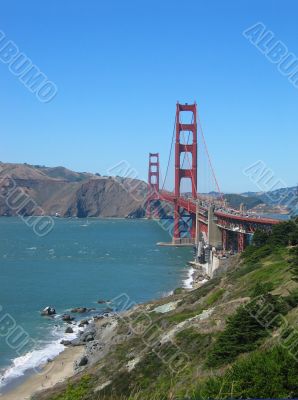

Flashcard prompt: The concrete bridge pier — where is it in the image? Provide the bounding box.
[207,205,222,249]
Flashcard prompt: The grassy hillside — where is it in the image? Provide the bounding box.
[36,219,298,400]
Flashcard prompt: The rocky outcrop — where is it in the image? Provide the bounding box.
[40,306,56,316]
[75,355,88,368]
[66,178,147,218]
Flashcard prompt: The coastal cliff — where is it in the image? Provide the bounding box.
[0,163,147,218]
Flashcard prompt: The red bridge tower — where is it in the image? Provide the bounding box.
[174,103,198,242]
[146,153,160,219]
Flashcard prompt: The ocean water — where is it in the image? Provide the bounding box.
[0,217,192,392]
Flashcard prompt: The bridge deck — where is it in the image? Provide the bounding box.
[157,190,280,226]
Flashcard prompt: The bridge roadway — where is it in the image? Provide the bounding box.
[156,190,280,234]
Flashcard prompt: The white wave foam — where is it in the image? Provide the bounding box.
[161,290,174,298]
[0,323,80,391]
[183,267,195,289]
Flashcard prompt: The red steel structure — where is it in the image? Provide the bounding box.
[146,102,280,251]
[146,153,160,219]
[174,103,197,241]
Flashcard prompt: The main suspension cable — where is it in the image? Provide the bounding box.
[161,115,176,191]
[197,113,224,203]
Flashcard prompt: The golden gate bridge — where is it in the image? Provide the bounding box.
[146,102,279,253]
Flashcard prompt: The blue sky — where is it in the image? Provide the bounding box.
[0,0,297,193]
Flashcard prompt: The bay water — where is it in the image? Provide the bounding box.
[0,217,192,392]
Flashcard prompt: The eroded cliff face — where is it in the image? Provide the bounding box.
[65,178,147,218]
[0,163,147,218]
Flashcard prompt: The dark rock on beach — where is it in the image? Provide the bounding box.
[85,334,94,342]
[75,355,88,368]
[71,322,96,346]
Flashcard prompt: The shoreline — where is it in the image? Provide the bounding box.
[0,262,201,400]
[0,347,84,400]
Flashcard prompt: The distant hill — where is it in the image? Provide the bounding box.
[203,188,297,214]
[0,162,296,217]
[0,162,147,218]
[224,193,263,210]
[36,165,95,182]
[242,187,298,214]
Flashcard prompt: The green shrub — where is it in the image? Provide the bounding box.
[251,281,274,297]
[242,244,272,265]
[252,229,270,248]
[269,220,298,247]
[206,294,288,368]
[52,375,92,400]
[193,346,298,399]
[173,287,185,295]
[175,329,212,357]
[205,288,225,307]
[288,246,298,282]
[285,288,298,308]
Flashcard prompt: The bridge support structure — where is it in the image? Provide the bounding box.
[238,232,245,253]
[146,153,160,219]
[222,229,227,251]
[207,205,222,249]
[174,103,197,243]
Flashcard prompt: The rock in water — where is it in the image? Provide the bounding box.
[78,319,89,327]
[60,340,72,346]
[65,326,74,334]
[71,307,87,313]
[62,314,75,322]
[41,306,56,316]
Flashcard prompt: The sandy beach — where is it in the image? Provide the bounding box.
[0,346,84,400]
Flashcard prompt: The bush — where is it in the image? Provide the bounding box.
[52,375,92,400]
[193,346,298,399]
[243,220,298,264]
[285,288,298,308]
[206,294,288,368]
[269,220,298,247]
[252,229,270,248]
[173,287,185,295]
[251,281,274,297]
[288,246,298,282]
[243,244,273,265]
[175,329,212,357]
